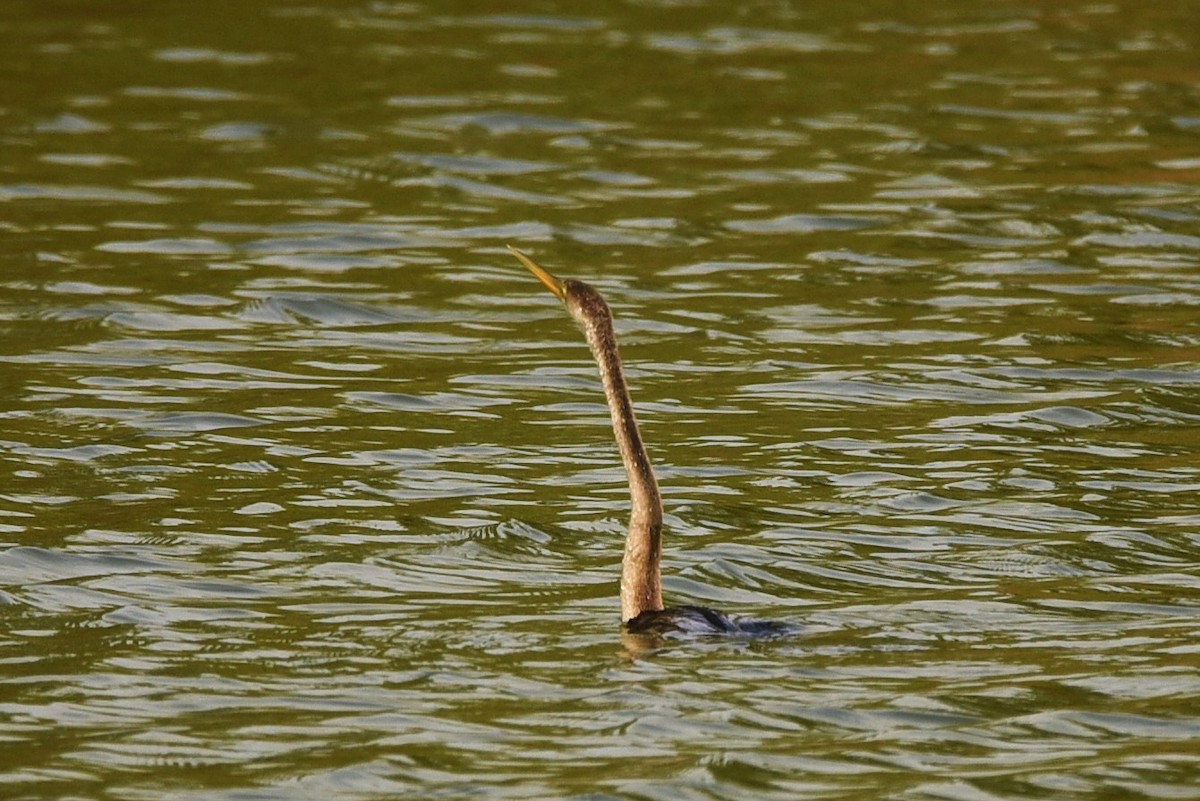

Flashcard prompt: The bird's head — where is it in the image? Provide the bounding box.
[507,245,612,333]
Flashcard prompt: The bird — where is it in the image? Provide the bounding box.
[508,245,789,637]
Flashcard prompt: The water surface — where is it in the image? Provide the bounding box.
[2,2,1199,799]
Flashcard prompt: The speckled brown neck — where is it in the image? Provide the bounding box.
[569,280,664,622]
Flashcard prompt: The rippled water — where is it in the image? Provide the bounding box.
[3,2,1200,799]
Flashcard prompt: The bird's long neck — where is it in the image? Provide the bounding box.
[583,307,664,622]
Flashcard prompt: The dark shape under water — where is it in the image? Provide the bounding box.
[509,246,792,638]
[626,605,796,637]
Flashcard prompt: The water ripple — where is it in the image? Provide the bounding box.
[3,2,1199,800]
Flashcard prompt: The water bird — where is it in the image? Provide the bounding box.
[508,246,788,637]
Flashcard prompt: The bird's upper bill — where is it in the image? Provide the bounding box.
[508,245,567,302]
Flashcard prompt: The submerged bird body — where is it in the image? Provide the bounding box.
[509,246,786,637]
[626,605,792,637]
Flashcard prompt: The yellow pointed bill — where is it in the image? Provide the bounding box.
[508,245,567,301]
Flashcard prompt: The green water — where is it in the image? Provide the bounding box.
[2,2,1199,799]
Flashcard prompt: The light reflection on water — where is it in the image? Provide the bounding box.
[2,1,1200,799]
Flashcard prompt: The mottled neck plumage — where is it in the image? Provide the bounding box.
[577,289,664,622]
